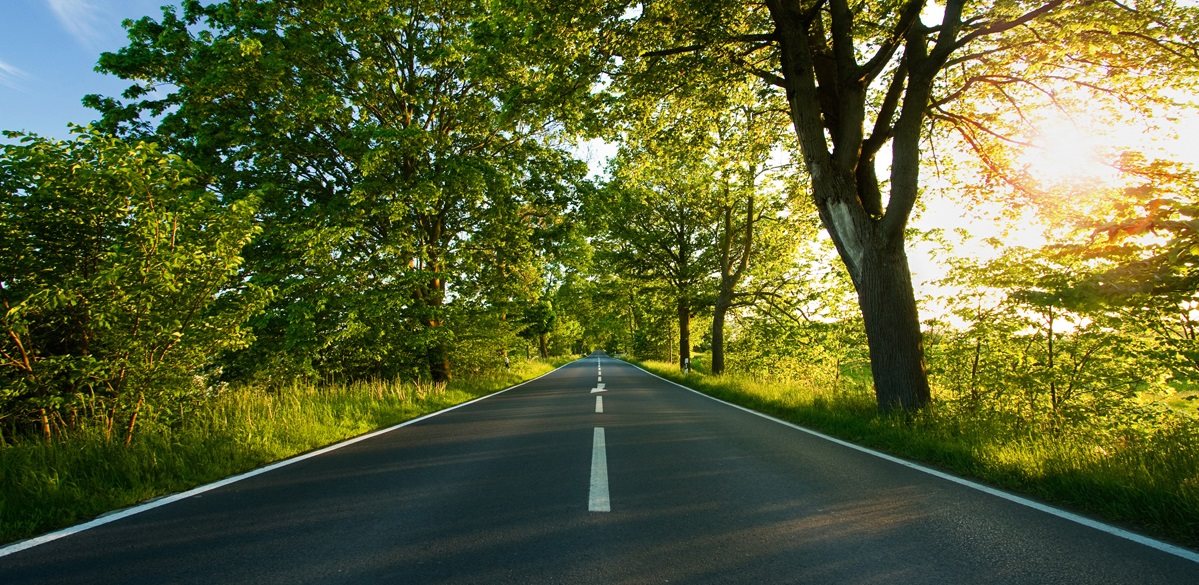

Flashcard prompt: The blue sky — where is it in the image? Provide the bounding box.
[0,0,176,140]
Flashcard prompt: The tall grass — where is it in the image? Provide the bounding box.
[0,359,556,546]
[638,359,1199,549]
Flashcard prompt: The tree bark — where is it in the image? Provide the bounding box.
[711,301,729,375]
[124,392,144,447]
[40,408,51,442]
[855,245,931,411]
[423,279,451,383]
[538,332,549,359]
[1046,306,1056,412]
[415,228,452,383]
[711,193,753,376]
[427,332,451,383]
[677,298,691,371]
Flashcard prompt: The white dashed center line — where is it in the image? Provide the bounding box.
[589,427,610,512]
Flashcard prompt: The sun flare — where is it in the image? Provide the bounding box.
[1018,113,1124,188]
[910,102,1199,321]
[1018,101,1199,191]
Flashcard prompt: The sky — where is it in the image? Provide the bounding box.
[0,0,178,140]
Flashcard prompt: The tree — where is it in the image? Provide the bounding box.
[725,234,870,392]
[0,129,262,442]
[550,270,643,356]
[593,138,720,370]
[591,71,807,373]
[705,105,803,375]
[519,300,557,358]
[1058,156,1199,385]
[90,0,587,383]
[930,241,1157,429]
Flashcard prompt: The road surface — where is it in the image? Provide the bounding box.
[2,352,1196,584]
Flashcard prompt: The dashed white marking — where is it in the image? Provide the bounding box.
[589,427,610,512]
[595,395,604,413]
[598,375,602,382]
[590,382,606,394]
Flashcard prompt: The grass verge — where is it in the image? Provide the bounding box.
[0,359,557,546]
[635,359,1199,551]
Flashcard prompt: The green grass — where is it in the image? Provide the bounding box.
[636,358,1199,550]
[1159,390,1199,415]
[0,359,556,546]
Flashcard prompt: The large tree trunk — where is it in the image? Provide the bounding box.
[856,245,931,410]
[422,272,452,383]
[426,317,452,383]
[677,298,691,371]
[427,346,451,383]
[415,209,452,383]
[711,295,731,375]
[812,190,932,411]
[538,332,549,359]
[711,194,753,376]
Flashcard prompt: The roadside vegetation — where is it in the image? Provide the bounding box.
[0,359,557,545]
[639,356,1199,549]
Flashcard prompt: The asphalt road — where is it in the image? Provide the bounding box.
[2,352,1197,584]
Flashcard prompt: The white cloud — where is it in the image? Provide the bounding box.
[46,0,107,51]
[0,58,29,90]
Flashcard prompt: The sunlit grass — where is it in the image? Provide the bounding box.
[0,359,556,546]
[637,358,1199,549]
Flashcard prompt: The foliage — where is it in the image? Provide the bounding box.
[929,245,1154,427]
[0,129,263,443]
[89,0,588,384]
[548,270,649,357]
[1081,160,1199,384]
[518,300,557,358]
[585,82,809,371]
[591,141,721,368]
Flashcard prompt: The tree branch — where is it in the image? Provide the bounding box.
[640,34,777,58]
[933,110,1042,199]
[859,0,924,85]
[955,0,1068,50]
[862,59,907,159]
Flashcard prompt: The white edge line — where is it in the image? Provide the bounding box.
[627,361,1199,565]
[0,361,575,558]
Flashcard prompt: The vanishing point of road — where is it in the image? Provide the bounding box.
[2,352,1197,584]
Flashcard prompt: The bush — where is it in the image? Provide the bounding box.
[0,129,264,443]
